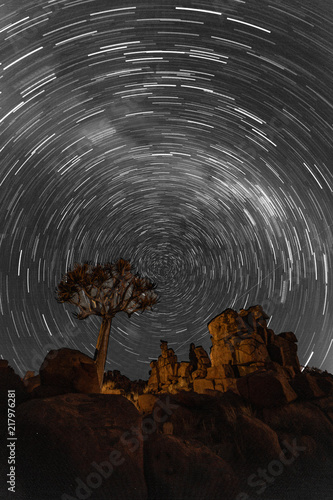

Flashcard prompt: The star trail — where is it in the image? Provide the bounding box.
[1,0,333,380]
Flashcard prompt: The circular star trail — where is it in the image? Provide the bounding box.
[1,0,333,379]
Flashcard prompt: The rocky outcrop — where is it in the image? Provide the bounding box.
[102,370,147,405]
[148,340,179,393]
[9,304,305,402]
[208,305,300,377]
[189,342,211,378]
[147,305,302,396]
[38,348,100,395]
[147,341,212,394]
[6,304,327,408]
[290,372,326,399]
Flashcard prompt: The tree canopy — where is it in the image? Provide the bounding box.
[56,258,159,319]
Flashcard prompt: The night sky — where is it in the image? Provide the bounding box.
[1,0,333,381]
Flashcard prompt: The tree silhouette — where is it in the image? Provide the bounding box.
[56,259,158,387]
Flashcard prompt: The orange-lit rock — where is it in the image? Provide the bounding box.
[209,306,271,370]
[189,343,211,377]
[147,305,303,397]
[148,341,179,391]
[192,378,214,394]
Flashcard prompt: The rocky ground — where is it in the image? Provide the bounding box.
[0,305,333,499]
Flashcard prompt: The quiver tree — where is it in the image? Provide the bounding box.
[56,259,158,387]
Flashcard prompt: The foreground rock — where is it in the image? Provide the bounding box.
[1,303,333,499]
[149,391,283,468]
[15,394,147,500]
[38,348,100,395]
[144,434,239,500]
[236,369,298,407]
[0,379,332,499]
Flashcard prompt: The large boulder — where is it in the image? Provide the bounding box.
[39,348,100,394]
[208,308,248,341]
[290,372,326,399]
[236,414,282,464]
[150,391,252,453]
[305,372,333,396]
[15,394,147,500]
[137,394,158,414]
[144,434,239,500]
[206,364,235,380]
[207,306,302,396]
[263,401,333,457]
[232,333,270,366]
[145,304,304,398]
[312,395,333,422]
[237,370,297,408]
[317,376,333,395]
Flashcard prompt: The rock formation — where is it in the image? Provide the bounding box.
[148,340,179,393]
[1,304,333,499]
[14,305,331,410]
[147,340,212,394]
[146,305,302,401]
[102,370,146,404]
[208,304,300,376]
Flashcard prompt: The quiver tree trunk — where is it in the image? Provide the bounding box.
[94,316,112,388]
